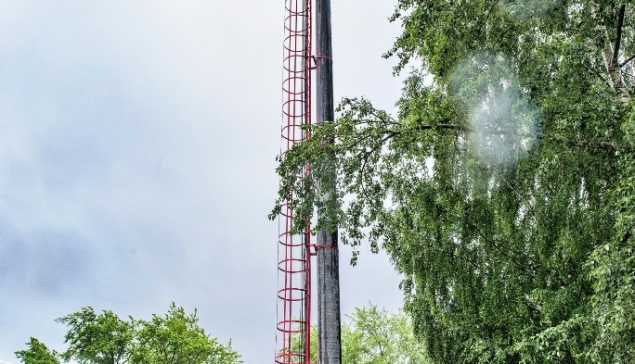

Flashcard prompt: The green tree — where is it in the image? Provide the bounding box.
[15,304,241,364]
[130,303,240,364]
[14,338,61,364]
[273,0,635,362]
[297,304,429,363]
[57,307,134,364]
[341,304,429,364]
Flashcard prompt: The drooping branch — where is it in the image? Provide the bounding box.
[350,119,623,153]
[576,139,619,151]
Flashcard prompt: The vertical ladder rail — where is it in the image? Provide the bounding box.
[276,0,313,362]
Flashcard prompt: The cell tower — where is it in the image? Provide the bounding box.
[275,0,340,363]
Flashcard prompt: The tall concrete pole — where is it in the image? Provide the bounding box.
[315,0,341,363]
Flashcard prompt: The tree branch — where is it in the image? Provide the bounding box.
[612,4,626,67]
[576,139,619,151]
[611,4,626,65]
[467,218,539,278]
[619,53,635,67]
[586,64,613,88]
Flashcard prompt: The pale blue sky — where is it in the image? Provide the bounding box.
[0,1,404,363]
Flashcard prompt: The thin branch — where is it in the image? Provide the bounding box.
[351,118,400,126]
[356,131,399,201]
[586,64,613,89]
[467,218,539,278]
[347,132,377,150]
[619,53,635,67]
[503,177,523,201]
[418,123,543,139]
[622,71,635,79]
[486,0,501,20]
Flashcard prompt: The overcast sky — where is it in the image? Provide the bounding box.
[0,1,405,363]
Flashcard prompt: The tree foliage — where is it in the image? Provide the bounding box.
[273,0,635,362]
[14,338,61,364]
[57,307,134,364]
[298,304,430,363]
[341,304,429,364]
[15,304,241,364]
[131,303,240,364]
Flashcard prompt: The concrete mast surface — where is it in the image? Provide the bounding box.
[315,0,342,363]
